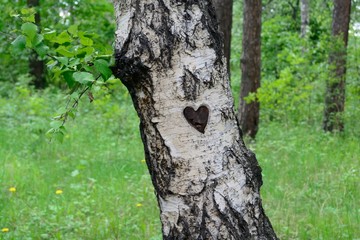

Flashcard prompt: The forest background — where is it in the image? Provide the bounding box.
[0,0,359,239]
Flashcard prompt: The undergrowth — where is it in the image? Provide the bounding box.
[0,79,359,239]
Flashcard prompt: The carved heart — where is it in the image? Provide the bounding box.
[183,106,209,134]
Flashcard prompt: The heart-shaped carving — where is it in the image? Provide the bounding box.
[183,106,209,134]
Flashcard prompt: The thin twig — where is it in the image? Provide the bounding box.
[59,74,101,127]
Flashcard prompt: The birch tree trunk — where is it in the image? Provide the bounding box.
[211,0,233,72]
[112,1,277,239]
[300,0,309,38]
[238,0,262,139]
[323,0,351,132]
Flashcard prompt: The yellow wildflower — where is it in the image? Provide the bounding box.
[9,187,16,192]
[141,159,146,163]
[1,228,9,232]
[136,203,143,207]
[55,189,63,195]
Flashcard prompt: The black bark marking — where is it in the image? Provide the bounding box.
[111,54,151,90]
[151,0,176,68]
[182,69,201,101]
[199,1,224,64]
[183,106,209,134]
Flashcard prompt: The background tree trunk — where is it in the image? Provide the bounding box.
[27,0,47,89]
[300,0,309,38]
[211,0,233,73]
[323,0,351,132]
[112,0,277,239]
[238,0,262,139]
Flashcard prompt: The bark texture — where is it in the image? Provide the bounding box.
[238,0,262,139]
[323,0,351,132]
[112,0,277,239]
[27,0,47,89]
[211,0,233,72]
[300,0,309,38]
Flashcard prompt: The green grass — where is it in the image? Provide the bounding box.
[0,84,162,239]
[0,83,359,239]
[253,123,359,240]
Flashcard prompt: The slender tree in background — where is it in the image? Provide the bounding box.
[300,0,309,38]
[238,0,262,139]
[287,0,300,21]
[27,0,46,89]
[112,0,277,238]
[211,0,233,72]
[323,0,351,132]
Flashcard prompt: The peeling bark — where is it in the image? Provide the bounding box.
[112,0,277,238]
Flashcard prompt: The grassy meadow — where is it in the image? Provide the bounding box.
[0,78,359,239]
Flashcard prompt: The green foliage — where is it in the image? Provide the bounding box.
[1,1,117,140]
[0,84,162,239]
[0,85,359,239]
[0,3,29,83]
[8,5,115,140]
[230,0,357,128]
[1,0,115,86]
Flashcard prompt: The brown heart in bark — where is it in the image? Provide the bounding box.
[183,106,209,134]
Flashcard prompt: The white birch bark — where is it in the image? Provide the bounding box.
[112,1,277,239]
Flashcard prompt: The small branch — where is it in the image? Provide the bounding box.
[57,74,101,128]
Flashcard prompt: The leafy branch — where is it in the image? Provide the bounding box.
[11,7,114,142]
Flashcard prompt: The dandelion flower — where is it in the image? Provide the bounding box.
[1,228,9,232]
[55,189,63,195]
[136,203,143,207]
[9,187,16,192]
[141,159,146,163]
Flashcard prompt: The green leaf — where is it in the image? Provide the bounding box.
[22,15,35,23]
[54,31,72,44]
[68,25,78,37]
[54,131,65,143]
[52,67,63,80]
[76,47,94,58]
[56,57,69,66]
[56,46,75,57]
[45,128,56,138]
[68,110,76,119]
[21,22,38,40]
[11,35,27,51]
[73,72,95,84]
[50,120,63,129]
[68,58,81,67]
[21,8,35,15]
[62,70,76,88]
[83,64,93,72]
[43,30,56,41]
[34,43,49,57]
[79,35,93,46]
[94,59,112,81]
[47,60,57,70]
[32,33,44,46]
[55,107,67,115]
